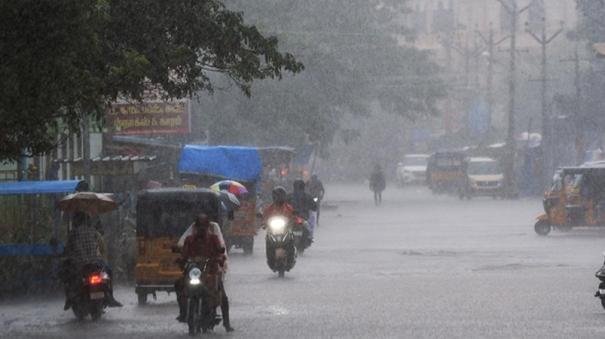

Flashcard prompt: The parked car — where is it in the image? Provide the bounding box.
[396,154,429,186]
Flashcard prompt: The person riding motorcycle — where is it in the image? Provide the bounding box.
[263,187,296,266]
[307,174,325,223]
[287,179,317,238]
[175,214,233,332]
[263,186,295,223]
[62,211,122,310]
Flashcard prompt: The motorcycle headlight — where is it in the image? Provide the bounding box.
[268,217,287,234]
[188,267,202,285]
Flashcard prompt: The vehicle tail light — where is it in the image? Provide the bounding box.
[89,274,103,285]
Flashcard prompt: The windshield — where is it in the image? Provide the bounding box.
[467,161,501,175]
[403,156,428,167]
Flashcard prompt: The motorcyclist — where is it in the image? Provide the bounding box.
[307,174,325,223]
[175,214,233,332]
[263,186,294,223]
[263,186,295,267]
[287,179,317,238]
[62,211,122,310]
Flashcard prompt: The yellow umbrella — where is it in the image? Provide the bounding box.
[58,192,118,215]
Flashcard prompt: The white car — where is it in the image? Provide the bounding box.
[396,154,429,186]
[460,157,504,198]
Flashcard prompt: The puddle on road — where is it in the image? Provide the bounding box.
[472,262,546,272]
[258,305,290,316]
[400,249,472,257]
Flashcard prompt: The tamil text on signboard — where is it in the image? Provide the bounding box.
[108,100,190,135]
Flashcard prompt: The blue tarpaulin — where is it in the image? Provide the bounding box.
[0,243,64,256]
[178,145,263,182]
[0,180,83,195]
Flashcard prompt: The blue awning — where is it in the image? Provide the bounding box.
[0,180,84,195]
[0,243,64,256]
[178,145,262,182]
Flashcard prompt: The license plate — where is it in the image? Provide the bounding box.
[90,291,105,300]
[292,231,303,236]
[275,248,286,258]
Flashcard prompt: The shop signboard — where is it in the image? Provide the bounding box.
[108,100,191,135]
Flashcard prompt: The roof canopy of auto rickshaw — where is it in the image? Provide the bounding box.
[560,166,605,176]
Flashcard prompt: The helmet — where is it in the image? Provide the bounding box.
[272,186,287,204]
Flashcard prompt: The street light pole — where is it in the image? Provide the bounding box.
[496,0,530,198]
[526,18,563,188]
[477,23,510,142]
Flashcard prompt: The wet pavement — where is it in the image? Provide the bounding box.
[3,183,605,338]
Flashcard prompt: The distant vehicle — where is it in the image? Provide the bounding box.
[426,152,466,194]
[459,157,504,199]
[396,154,429,186]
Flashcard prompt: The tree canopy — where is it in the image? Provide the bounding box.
[0,0,302,161]
[196,0,445,151]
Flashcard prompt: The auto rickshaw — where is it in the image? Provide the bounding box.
[134,188,221,304]
[535,166,605,236]
[426,151,466,194]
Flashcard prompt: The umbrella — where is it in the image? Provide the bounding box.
[210,180,248,197]
[58,192,118,215]
[217,190,240,210]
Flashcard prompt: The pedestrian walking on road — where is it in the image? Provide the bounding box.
[369,164,386,206]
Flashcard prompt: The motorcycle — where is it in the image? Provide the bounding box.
[595,253,605,309]
[265,215,296,278]
[183,259,222,336]
[67,262,111,321]
[292,216,312,255]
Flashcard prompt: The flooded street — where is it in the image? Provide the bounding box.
[3,184,605,338]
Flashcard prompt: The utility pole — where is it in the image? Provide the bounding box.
[526,18,563,188]
[477,23,510,140]
[496,0,530,198]
[561,33,585,165]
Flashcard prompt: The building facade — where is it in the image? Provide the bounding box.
[403,0,579,142]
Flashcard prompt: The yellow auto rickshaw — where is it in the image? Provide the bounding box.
[134,188,221,304]
[535,166,605,236]
[426,151,466,194]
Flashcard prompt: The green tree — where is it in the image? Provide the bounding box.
[198,0,445,151]
[0,0,302,161]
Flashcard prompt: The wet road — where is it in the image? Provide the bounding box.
[3,184,605,338]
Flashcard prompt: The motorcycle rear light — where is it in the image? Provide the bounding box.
[89,275,103,285]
